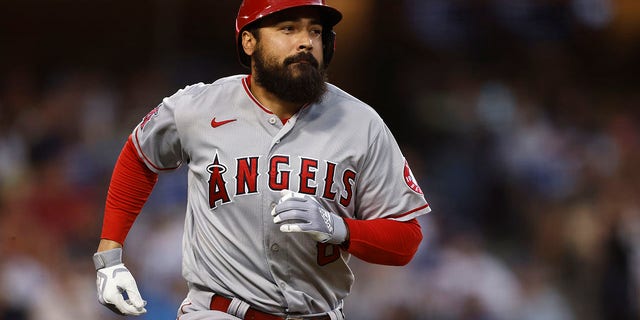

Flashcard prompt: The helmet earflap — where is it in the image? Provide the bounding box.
[323,30,336,67]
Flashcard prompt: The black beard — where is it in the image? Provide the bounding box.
[253,48,327,106]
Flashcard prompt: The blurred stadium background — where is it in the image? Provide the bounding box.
[1,0,639,319]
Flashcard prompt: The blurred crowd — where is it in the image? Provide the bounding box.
[1,0,639,320]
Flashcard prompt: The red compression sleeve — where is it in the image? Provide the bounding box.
[101,135,158,244]
[343,218,423,266]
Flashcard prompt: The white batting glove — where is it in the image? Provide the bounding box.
[93,248,147,316]
[272,190,348,244]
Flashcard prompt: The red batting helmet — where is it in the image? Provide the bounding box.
[235,0,343,68]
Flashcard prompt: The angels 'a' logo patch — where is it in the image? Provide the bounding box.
[403,158,423,194]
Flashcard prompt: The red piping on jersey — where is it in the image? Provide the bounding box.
[242,75,309,124]
[242,75,273,114]
[177,301,192,320]
[133,127,179,172]
[391,203,430,219]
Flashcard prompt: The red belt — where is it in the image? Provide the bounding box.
[209,295,331,320]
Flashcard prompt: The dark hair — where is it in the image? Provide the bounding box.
[246,27,260,41]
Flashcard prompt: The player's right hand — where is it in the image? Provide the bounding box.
[272,190,348,244]
[93,248,147,316]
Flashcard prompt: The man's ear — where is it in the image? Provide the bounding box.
[241,30,256,56]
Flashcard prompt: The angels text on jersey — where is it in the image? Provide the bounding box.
[207,152,356,209]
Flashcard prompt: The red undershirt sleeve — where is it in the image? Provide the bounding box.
[342,218,423,266]
[100,135,158,244]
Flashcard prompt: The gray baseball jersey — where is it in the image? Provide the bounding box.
[132,75,430,315]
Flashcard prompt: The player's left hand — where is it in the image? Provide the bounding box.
[93,248,147,316]
[272,190,348,244]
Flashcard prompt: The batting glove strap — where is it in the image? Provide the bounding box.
[325,212,348,245]
[93,247,123,270]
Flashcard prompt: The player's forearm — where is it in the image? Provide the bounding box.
[100,135,158,244]
[97,239,123,252]
[343,218,422,266]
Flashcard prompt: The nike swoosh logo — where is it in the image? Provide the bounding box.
[211,117,237,128]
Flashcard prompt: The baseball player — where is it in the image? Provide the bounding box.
[92,0,430,319]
